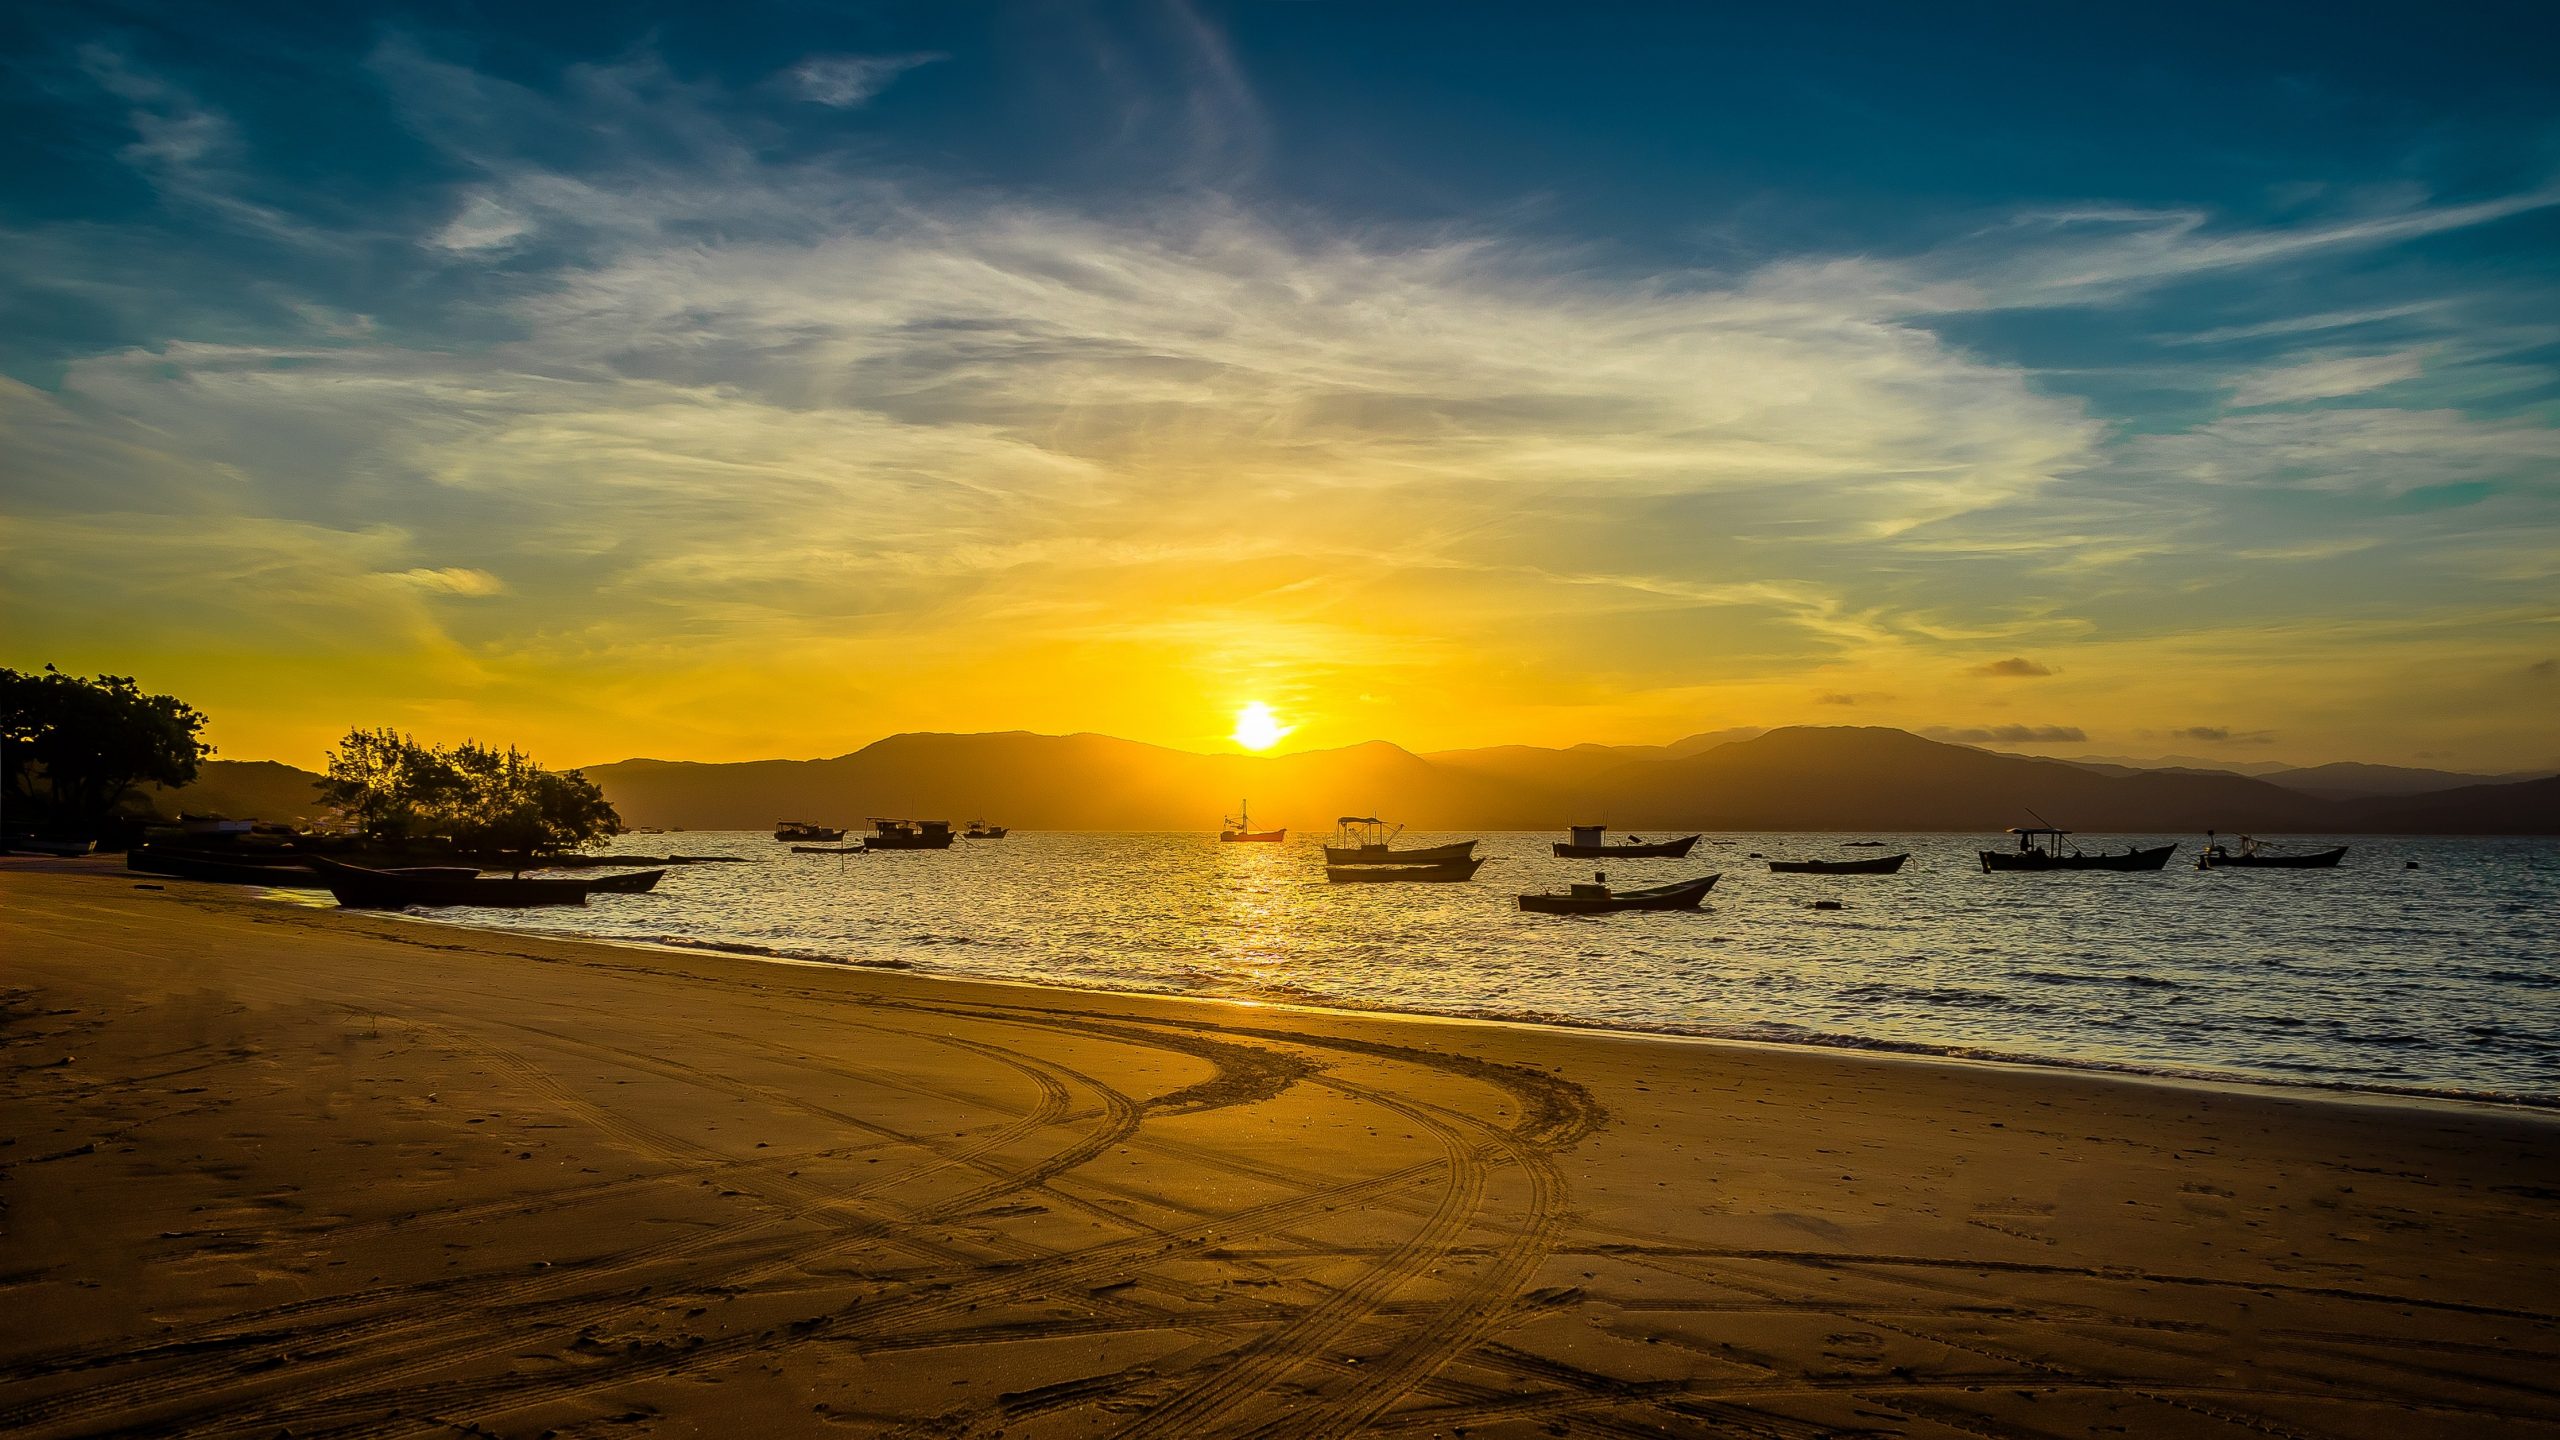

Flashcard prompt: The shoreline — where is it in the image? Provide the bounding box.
[8,860,2556,1437]
[360,889,2560,1120]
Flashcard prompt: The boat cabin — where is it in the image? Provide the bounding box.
[1332,815,1402,849]
[2005,826,2074,858]
[1569,825,1607,847]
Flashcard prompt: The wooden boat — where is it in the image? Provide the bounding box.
[576,869,666,893]
[774,821,845,843]
[964,820,1009,839]
[2198,835,2348,870]
[1324,855,1485,883]
[306,856,596,909]
[1768,853,1909,875]
[865,818,956,850]
[127,849,478,888]
[1551,826,1700,859]
[4,836,96,856]
[1321,816,1476,866]
[1519,872,1719,914]
[1219,801,1285,844]
[1978,827,2176,873]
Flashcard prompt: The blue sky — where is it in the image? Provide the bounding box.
[4,1,2557,767]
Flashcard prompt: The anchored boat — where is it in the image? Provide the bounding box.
[1219,801,1285,844]
[1768,853,1909,875]
[865,819,956,850]
[1324,855,1485,883]
[1321,816,1476,866]
[1519,872,1719,914]
[1978,827,2176,873]
[774,821,845,843]
[1551,826,1701,859]
[2198,833,2348,869]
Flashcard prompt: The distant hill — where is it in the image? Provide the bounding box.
[2259,761,2535,800]
[133,760,329,824]
[154,727,2557,834]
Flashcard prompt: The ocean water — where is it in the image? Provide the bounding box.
[414,831,2554,1105]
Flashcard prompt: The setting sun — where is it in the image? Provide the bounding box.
[1230,701,1293,752]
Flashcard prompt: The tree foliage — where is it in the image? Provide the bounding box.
[0,666,212,837]
[320,728,621,864]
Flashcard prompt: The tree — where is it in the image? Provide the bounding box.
[0,667,212,839]
[320,729,621,866]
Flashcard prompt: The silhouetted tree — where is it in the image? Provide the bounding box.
[0,667,212,839]
[320,728,620,867]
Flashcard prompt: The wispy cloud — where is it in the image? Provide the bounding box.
[784,52,944,108]
[1968,657,2053,678]
[1927,724,2089,743]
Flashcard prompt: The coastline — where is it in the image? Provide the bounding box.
[7,860,2556,1437]
[361,882,2560,1118]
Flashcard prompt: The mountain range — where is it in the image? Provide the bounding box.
[153,726,2558,835]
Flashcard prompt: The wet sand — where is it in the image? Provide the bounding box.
[3,860,2554,1438]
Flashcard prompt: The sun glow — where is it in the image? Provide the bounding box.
[1231,702,1293,752]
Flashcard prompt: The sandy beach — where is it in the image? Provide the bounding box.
[3,861,2554,1439]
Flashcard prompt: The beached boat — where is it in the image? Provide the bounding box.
[865,818,956,850]
[1519,872,1720,914]
[1551,826,1700,859]
[1219,801,1285,844]
[1768,853,1909,875]
[964,820,1009,839]
[126,849,479,889]
[1978,827,2176,872]
[4,836,97,856]
[1324,855,1485,883]
[1321,816,1476,866]
[2198,835,2348,870]
[575,869,666,893]
[774,821,845,843]
[306,856,597,909]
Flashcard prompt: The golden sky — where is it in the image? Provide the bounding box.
[5,16,2557,774]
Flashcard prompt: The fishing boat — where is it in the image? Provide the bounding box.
[1219,801,1285,844]
[964,820,1009,839]
[774,821,845,843]
[1321,816,1476,866]
[1978,827,2176,872]
[1324,855,1485,883]
[1551,826,1700,859]
[1519,872,1720,914]
[2198,833,2349,870]
[575,868,667,893]
[865,818,956,850]
[305,856,598,909]
[1768,853,1909,875]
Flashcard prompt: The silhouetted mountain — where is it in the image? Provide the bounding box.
[133,760,328,823]
[155,727,2556,834]
[2261,761,2530,800]
[2341,775,2560,834]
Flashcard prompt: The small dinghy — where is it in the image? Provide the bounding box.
[576,869,666,893]
[1768,853,1908,875]
[1518,872,1719,915]
[2197,834,2348,870]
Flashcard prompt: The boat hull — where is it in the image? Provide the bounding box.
[308,856,595,909]
[865,832,955,850]
[1324,856,1484,883]
[1552,835,1700,859]
[1768,853,1908,875]
[2203,846,2348,869]
[1519,873,1719,914]
[575,869,665,893]
[1322,840,1477,865]
[1979,844,2177,873]
[1219,830,1286,843]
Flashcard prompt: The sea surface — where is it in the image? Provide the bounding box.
[408,831,2556,1105]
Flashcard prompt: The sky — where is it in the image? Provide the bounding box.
[4,1,2557,771]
